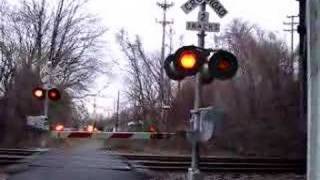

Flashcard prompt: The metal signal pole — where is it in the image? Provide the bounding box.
[115,91,120,132]
[307,0,320,179]
[44,61,52,119]
[190,3,206,180]
[157,0,174,127]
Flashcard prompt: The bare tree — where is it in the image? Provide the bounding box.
[0,0,108,146]
[168,19,304,157]
[116,30,173,129]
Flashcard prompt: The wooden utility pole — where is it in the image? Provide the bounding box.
[284,15,299,66]
[157,0,174,126]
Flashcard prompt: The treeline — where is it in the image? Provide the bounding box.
[0,0,106,146]
[117,19,306,157]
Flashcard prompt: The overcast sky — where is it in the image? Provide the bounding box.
[84,0,299,116]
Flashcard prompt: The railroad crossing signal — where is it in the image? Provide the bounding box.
[32,87,61,101]
[164,46,238,84]
[180,0,230,179]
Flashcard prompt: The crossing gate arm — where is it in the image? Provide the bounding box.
[50,131,175,140]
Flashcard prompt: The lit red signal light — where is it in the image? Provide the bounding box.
[174,46,206,76]
[55,124,64,131]
[87,125,94,132]
[48,88,61,101]
[178,51,197,69]
[149,125,157,133]
[217,59,231,71]
[32,87,46,100]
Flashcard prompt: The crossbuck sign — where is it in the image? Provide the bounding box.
[181,0,228,18]
[182,0,228,32]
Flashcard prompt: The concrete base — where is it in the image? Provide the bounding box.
[187,168,203,180]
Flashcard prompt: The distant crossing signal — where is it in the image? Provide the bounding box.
[164,46,238,84]
[32,87,61,101]
[55,124,64,131]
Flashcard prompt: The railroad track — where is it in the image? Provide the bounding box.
[118,154,306,173]
[0,148,48,166]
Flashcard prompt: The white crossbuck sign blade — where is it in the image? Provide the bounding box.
[205,0,228,18]
[181,0,205,14]
[181,0,228,18]
[186,21,220,32]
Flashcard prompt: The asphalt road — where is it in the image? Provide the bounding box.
[8,139,148,180]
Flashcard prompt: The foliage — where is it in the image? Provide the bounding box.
[168,19,305,157]
[0,0,106,146]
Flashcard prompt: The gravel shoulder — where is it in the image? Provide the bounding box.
[147,172,306,180]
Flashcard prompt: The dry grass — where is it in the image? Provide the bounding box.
[104,137,236,157]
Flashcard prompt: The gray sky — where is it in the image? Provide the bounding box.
[85,0,299,116]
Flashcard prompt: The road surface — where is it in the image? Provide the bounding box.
[8,139,148,180]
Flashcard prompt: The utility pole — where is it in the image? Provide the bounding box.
[157,0,174,127]
[168,26,174,54]
[284,15,299,67]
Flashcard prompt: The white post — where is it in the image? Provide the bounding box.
[307,0,320,179]
[44,61,52,119]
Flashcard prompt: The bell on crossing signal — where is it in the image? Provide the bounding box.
[208,50,238,80]
[32,87,46,100]
[164,45,207,80]
[48,88,61,101]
